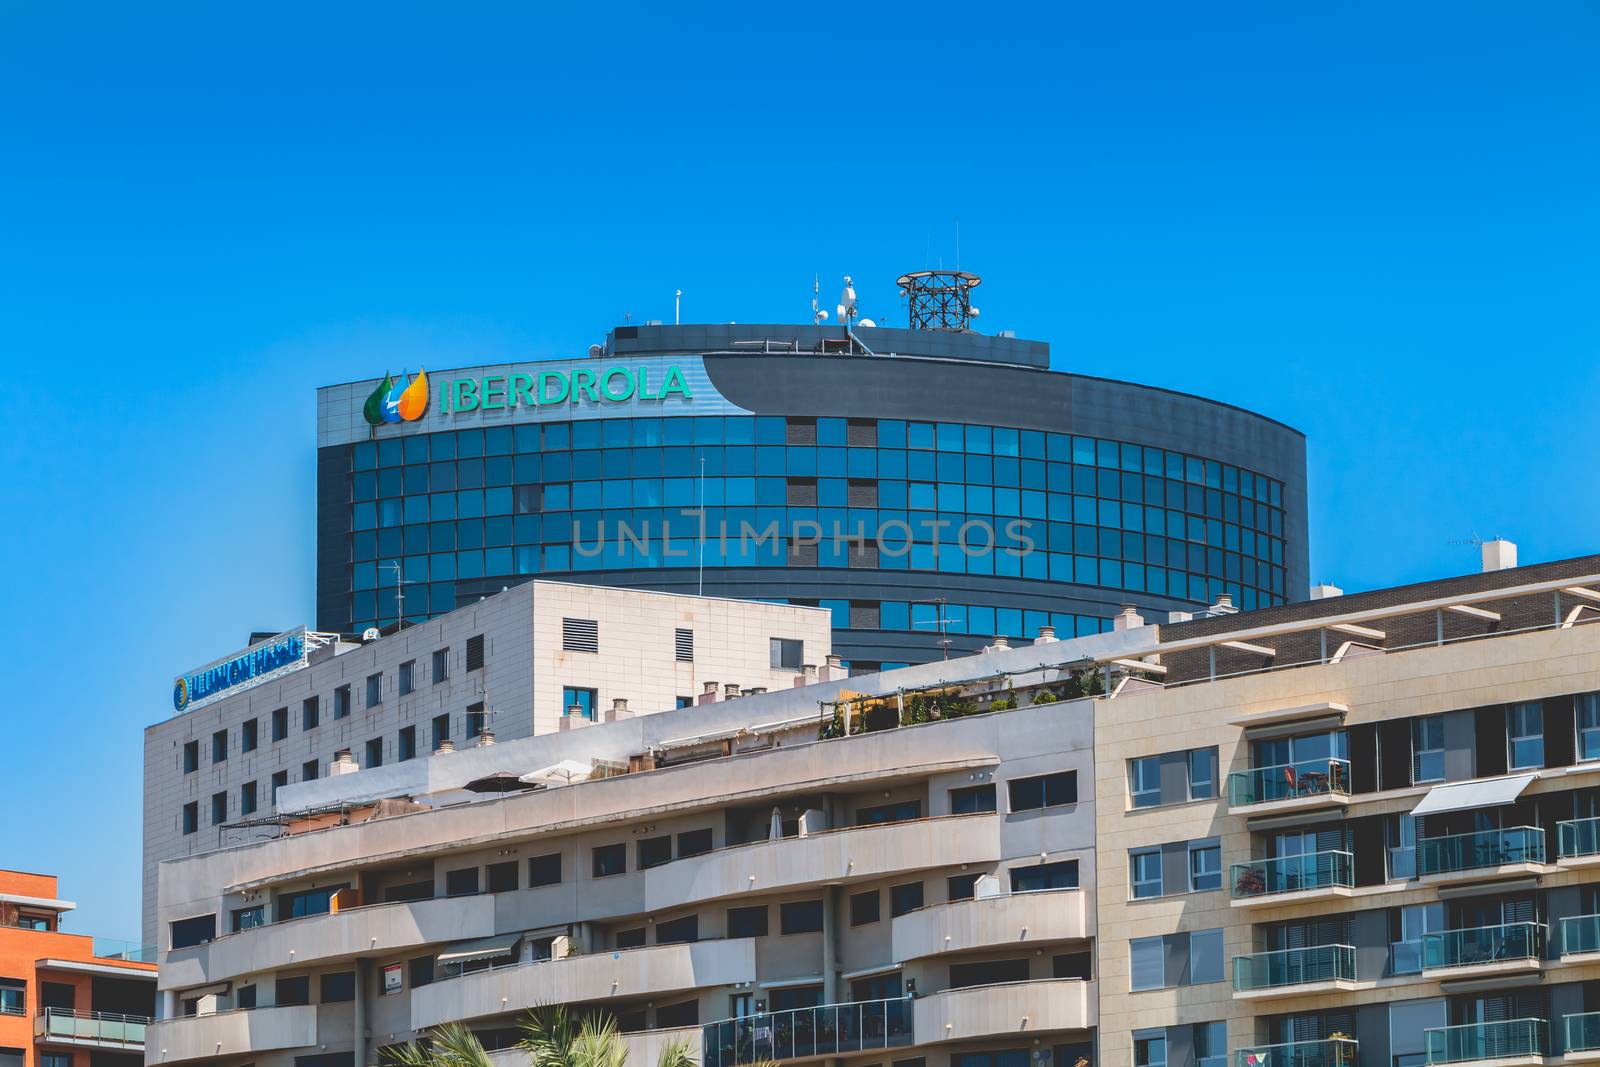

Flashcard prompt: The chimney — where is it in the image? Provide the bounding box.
[723,683,741,700]
[1208,593,1238,616]
[1482,539,1518,572]
[1035,625,1057,644]
[330,751,359,775]
[435,739,456,755]
[1113,605,1145,632]
[611,697,630,717]
[1167,610,1193,623]
[820,654,844,681]
[801,664,818,683]
[699,681,719,705]
[986,636,1010,653]
[1309,582,1344,600]
[745,687,767,696]
[476,729,496,747]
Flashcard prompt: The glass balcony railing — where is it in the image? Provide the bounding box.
[1231,850,1354,899]
[36,1008,150,1047]
[1421,922,1544,970]
[1566,1012,1600,1054]
[1228,758,1352,807]
[1416,827,1544,876]
[1423,1019,1545,1065]
[1233,944,1355,991]
[1388,846,1417,882]
[1235,1038,1359,1067]
[700,997,912,1067]
[91,938,157,964]
[1561,914,1600,955]
[1558,817,1600,859]
[1390,939,1423,975]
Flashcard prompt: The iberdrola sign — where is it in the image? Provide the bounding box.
[439,365,692,413]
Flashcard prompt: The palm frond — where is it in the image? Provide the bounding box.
[383,1023,496,1067]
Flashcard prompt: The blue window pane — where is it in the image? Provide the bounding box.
[486,427,513,455]
[403,496,430,524]
[938,483,965,511]
[457,491,484,519]
[880,601,909,629]
[817,418,847,446]
[456,550,484,579]
[878,420,906,448]
[352,502,376,531]
[965,425,992,453]
[907,422,935,450]
[968,605,996,635]
[994,428,1020,457]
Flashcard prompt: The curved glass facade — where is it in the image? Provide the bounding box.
[334,413,1288,661]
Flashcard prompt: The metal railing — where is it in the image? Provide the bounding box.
[1558,816,1600,859]
[1228,758,1351,807]
[1416,827,1544,875]
[1233,944,1355,991]
[37,1007,150,1046]
[1562,914,1600,956]
[0,1001,24,1017]
[1234,1038,1358,1067]
[1231,850,1354,899]
[700,997,912,1067]
[1421,922,1544,970]
[1423,1019,1545,1064]
[91,938,157,964]
[1566,1012,1600,1054]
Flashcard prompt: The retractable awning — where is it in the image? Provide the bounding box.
[1411,774,1536,817]
[436,933,521,965]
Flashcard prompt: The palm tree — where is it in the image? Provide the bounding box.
[383,1023,497,1067]
[520,1006,695,1067]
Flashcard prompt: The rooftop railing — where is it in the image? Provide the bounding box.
[1416,827,1544,876]
[700,997,912,1067]
[1423,1019,1545,1065]
[91,938,157,964]
[1231,850,1353,900]
[1227,758,1351,807]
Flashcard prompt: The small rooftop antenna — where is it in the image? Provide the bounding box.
[911,597,961,660]
[812,275,829,324]
[675,290,682,325]
[383,560,419,629]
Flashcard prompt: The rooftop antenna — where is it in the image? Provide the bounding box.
[675,290,682,325]
[812,275,829,325]
[911,597,960,659]
[383,560,419,629]
[897,270,982,331]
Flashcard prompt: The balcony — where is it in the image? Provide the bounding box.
[1561,914,1600,958]
[1566,1012,1600,1056]
[1422,1019,1546,1066]
[1230,851,1354,907]
[1234,1038,1359,1067]
[890,889,1086,962]
[34,1008,149,1049]
[91,938,158,964]
[146,1005,317,1064]
[411,938,757,1030]
[912,978,1094,1044]
[1232,944,1356,999]
[1420,922,1544,976]
[701,997,912,1067]
[169,893,498,989]
[644,813,1000,913]
[1417,827,1545,882]
[1227,759,1352,813]
[1559,817,1600,862]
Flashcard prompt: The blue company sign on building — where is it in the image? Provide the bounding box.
[173,628,308,713]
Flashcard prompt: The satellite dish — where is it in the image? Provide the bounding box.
[587,344,604,358]
[815,309,829,321]
[362,627,381,642]
[859,318,876,328]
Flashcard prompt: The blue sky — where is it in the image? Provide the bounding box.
[1,2,1596,939]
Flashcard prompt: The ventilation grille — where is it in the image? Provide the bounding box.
[466,634,485,671]
[675,628,694,663]
[563,618,599,654]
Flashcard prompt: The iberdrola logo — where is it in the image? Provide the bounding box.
[363,369,429,426]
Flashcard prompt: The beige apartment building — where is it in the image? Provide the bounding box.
[145,550,1600,1067]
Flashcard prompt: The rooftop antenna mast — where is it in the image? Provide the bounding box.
[911,597,959,659]
[383,560,419,629]
[812,275,829,325]
[675,289,682,325]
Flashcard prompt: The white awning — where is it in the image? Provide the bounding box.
[436,933,521,965]
[1412,774,1536,817]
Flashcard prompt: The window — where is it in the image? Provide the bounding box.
[303,696,320,731]
[528,853,562,887]
[211,729,228,763]
[366,673,383,708]
[242,719,258,752]
[593,843,627,878]
[182,740,198,774]
[231,905,265,932]
[1053,951,1092,979]
[770,637,803,670]
[1189,839,1222,892]
[236,984,257,1010]
[275,885,346,921]
[334,685,352,719]
[675,628,694,662]
[780,899,824,934]
[409,956,434,989]
[948,873,981,900]
[1194,1022,1228,1067]
[170,914,216,949]
[486,861,518,893]
[1413,715,1446,782]
[321,972,355,1002]
[42,1054,70,1067]
[676,696,694,708]
[1508,701,1544,769]
[638,836,673,869]
[656,1000,699,1028]
[677,828,713,857]
[1581,694,1600,761]
[949,958,1030,988]
[1128,758,1166,813]
[272,706,289,740]
[303,758,319,781]
[397,659,415,695]
[1010,860,1078,892]
[466,702,487,737]
[563,686,597,719]
[1131,849,1163,899]
[850,889,880,926]
[366,737,384,768]
[1134,1029,1168,1067]
[1189,928,1224,983]
[275,975,310,1006]
[432,713,450,749]
[1188,748,1216,799]
[1008,771,1077,811]
[445,867,480,896]
[241,781,258,817]
[857,800,921,824]
[889,882,924,917]
[181,801,198,835]
[1130,935,1164,991]
[466,633,486,670]
[271,770,288,804]
[432,647,449,683]
[950,784,997,814]
[728,905,769,938]
[656,915,699,944]
[615,928,647,949]
[399,725,417,761]
[1131,930,1223,990]
[210,790,227,825]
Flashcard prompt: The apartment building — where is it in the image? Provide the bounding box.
[0,871,155,1067]
[1096,551,1600,1067]
[143,581,831,944]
